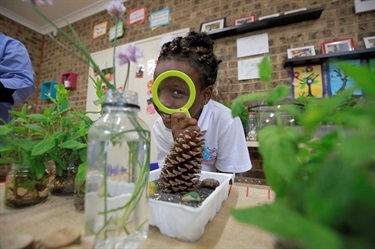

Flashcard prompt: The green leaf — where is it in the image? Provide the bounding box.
[337,62,375,99]
[23,123,45,133]
[266,84,290,106]
[59,99,69,112]
[258,126,300,195]
[258,55,272,83]
[231,92,269,118]
[76,162,87,184]
[26,113,48,122]
[0,144,13,152]
[231,204,344,249]
[16,139,36,152]
[0,125,13,136]
[302,159,357,225]
[59,140,86,150]
[31,136,56,156]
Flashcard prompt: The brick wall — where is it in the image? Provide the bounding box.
[1,0,374,111]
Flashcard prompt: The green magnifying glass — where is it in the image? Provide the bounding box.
[152,70,196,118]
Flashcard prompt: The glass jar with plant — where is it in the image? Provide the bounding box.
[40,84,92,195]
[230,57,375,249]
[0,106,49,207]
[0,83,92,204]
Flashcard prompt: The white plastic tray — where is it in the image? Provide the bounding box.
[149,169,233,242]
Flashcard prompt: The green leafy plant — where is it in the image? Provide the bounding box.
[0,84,92,178]
[230,57,375,249]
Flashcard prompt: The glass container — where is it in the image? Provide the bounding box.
[84,89,151,249]
[48,162,77,195]
[4,165,49,208]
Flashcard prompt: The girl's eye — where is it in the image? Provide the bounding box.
[172,90,186,98]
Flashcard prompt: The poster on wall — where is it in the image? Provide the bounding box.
[128,7,147,25]
[93,21,108,39]
[291,65,325,99]
[327,59,363,96]
[237,57,263,80]
[236,33,269,58]
[150,8,170,29]
[108,21,124,41]
[354,0,375,13]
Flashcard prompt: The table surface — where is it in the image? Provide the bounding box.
[0,183,276,249]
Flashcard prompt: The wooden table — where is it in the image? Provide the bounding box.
[0,183,276,249]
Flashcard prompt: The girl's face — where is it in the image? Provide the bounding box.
[153,59,212,128]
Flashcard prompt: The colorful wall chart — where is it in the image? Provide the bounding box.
[291,64,324,99]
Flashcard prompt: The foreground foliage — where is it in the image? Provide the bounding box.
[231,57,375,249]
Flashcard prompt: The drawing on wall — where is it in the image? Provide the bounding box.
[146,97,156,114]
[291,65,324,99]
[327,60,362,96]
[237,57,263,80]
[146,79,155,114]
[135,64,145,78]
[236,33,269,58]
[93,67,115,91]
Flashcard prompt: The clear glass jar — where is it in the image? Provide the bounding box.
[247,111,257,141]
[84,89,151,249]
[5,165,49,208]
[48,162,77,196]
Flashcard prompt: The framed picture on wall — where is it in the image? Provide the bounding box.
[322,39,355,54]
[287,46,316,59]
[200,18,225,32]
[327,59,363,96]
[364,36,375,48]
[291,65,325,99]
[354,0,375,14]
[234,15,256,26]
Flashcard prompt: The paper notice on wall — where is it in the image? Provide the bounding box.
[238,57,263,80]
[237,33,269,58]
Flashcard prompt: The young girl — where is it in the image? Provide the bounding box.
[152,31,251,174]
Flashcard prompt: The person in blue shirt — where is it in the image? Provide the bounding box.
[0,32,35,125]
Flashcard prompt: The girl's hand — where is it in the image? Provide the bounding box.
[170,112,199,140]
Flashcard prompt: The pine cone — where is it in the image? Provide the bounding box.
[160,127,204,194]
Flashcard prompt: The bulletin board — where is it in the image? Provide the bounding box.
[85,28,190,162]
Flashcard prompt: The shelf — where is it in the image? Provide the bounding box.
[283,48,375,68]
[207,6,324,40]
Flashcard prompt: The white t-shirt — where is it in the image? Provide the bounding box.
[152,100,252,173]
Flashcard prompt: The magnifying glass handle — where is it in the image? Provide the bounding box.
[179,108,191,118]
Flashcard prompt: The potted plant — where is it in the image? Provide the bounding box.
[0,104,49,207]
[0,84,92,205]
[38,84,92,195]
[230,57,375,249]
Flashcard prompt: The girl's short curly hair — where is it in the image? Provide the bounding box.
[158,31,221,89]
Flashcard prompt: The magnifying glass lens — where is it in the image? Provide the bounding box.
[157,78,190,109]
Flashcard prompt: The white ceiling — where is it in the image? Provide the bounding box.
[0,0,126,35]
